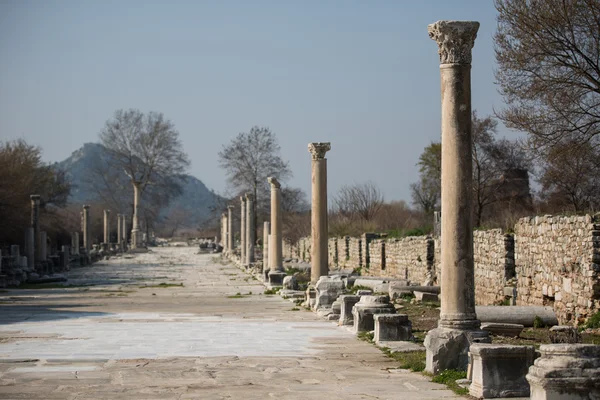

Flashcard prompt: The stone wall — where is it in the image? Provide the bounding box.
[514,215,600,324]
[473,229,514,306]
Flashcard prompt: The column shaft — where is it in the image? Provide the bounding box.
[227,206,234,253]
[246,194,255,264]
[240,197,246,264]
[263,221,270,271]
[308,143,331,283]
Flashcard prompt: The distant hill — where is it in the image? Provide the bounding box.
[54,143,222,227]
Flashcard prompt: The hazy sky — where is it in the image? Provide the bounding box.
[0,0,515,203]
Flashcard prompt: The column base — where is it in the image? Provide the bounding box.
[268,270,286,286]
[425,324,490,374]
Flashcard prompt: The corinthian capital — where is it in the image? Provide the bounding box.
[308,142,331,160]
[428,20,479,65]
[267,177,280,189]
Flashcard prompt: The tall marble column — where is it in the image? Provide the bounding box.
[245,193,255,265]
[117,214,122,250]
[131,182,141,249]
[221,213,227,248]
[83,205,91,253]
[71,232,79,255]
[308,143,331,284]
[424,20,488,374]
[30,194,41,263]
[227,205,234,254]
[240,196,246,265]
[103,209,110,245]
[267,177,285,285]
[263,221,270,273]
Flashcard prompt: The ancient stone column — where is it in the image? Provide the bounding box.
[227,205,234,254]
[30,194,41,263]
[71,232,79,255]
[117,214,122,251]
[221,213,227,248]
[263,221,270,272]
[245,193,255,265]
[83,205,91,253]
[424,20,488,374]
[122,214,128,250]
[103,209,110,245]
[131,182,141,249]
[267,177,285,285]
[240,196,246,265]
[308,143,331,284]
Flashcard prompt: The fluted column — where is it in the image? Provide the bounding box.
[308,143,331,284]
[245,193,255,265]
[425,20,488,374]
[240,196,246,265]
[227,205,234,254]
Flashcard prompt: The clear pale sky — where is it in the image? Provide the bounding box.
[0,0,515,203]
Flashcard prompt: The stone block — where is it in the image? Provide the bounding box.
[338,295,361,326]
[414,291,439,302]
[268,270,286,287]
[476,306,558,327]
[314,276,345,310]
[282,275,298,290]
[469,344,536,398]
[549,325,581,344]
[374,314,412,343]
[480,322,524,337]
[425,328,490,374]
[526,344,600,400]
[352,295,396,333]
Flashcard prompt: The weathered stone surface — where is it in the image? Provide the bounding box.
[549,325,581,344]
[480,322,524,338]
[268,270,285,287]
[414,291,439,302]
[374,313,413,343]
[352,295,396,333]
[526,344,600,400]
[282,275,298,290]
[308,143,331,284]
[476,306,558,327]
[314,276,345,310]
[425,328,490,374]
[469,343,536,398]
[339,295,361,326]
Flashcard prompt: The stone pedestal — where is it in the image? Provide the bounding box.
[268,270,286,287]
[308,143,331,284]
[469,344,535,399]
[339,295,361,326]
[245,193,255,265]
[305,286,317,309]
[374,314,413,343]
[352,295,396,333]
[526,344,600,400]
[424,20,485,374]
[240,196,246,266]
[314,276,345,310]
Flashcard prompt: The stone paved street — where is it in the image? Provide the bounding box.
[0,248,459,399]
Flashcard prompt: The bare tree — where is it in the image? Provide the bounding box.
[99,109,190,234]
[218,126,291,235]
[494,0,600,150]
[410,142,441,214]
[333,181,384,221]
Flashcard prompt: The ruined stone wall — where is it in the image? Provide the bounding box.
[348,237,362,270]
[514,215,600,324]
[473,229,514,306]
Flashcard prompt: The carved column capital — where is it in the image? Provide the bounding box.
[240,196,246,204]
[308,142,331,160]
[227,205,234,210]
[245,193,253,201]
[267,177,281,189]
[428,20,479,65]
[30,194,40,203]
